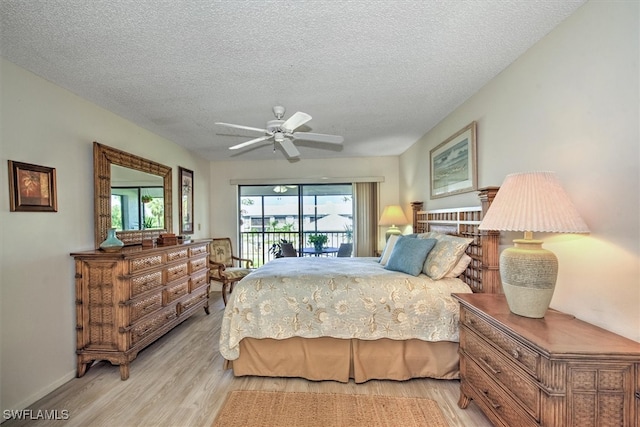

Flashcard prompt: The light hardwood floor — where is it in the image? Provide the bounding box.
[4,292,492,427]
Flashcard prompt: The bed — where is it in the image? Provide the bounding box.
[219,187,500,383]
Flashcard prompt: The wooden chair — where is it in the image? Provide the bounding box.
[209,238,253,305]
[337,243,353,257]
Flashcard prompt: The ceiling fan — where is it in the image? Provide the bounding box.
[215,106,344,159]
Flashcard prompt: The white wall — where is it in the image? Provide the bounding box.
[0,59,211,411]
[400,0,639,341]
[210,156,401,253]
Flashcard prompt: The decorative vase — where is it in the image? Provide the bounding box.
[100,228,124,252]
[314,242,323,253]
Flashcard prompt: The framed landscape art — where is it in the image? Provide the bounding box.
[8,160,58,212]
[430,122,477,199]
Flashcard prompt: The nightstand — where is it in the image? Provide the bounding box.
[453,293,640,427]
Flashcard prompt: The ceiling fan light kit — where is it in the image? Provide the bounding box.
[272,105,285,119]
[216,106,344,159]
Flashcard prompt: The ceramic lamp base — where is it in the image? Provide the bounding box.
[385,226,401,241]
[500,238,558,318]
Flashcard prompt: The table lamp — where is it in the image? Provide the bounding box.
[379,205,409,241]
[478,172,589,318]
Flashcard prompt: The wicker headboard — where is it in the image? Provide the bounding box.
[411,187,501,294]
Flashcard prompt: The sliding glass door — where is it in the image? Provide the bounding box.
[239,184,353,266]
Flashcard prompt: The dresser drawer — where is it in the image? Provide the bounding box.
[163,278,189,305]
[462,326,540,420]
[189,271,209,293]
[463,356,538,427]
[166,248,188,262]
[189,244,208,257]
[130,270,163,297]
[461,307,539,377]
[179,287,208,314]
[165,262,189,282]
[131,308,176,345]
[189,255,207,274]
[129,254,163,273]
[130,293,162,322]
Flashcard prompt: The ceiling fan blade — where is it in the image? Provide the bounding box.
[280,112,312,132]
[229,135,272,150]
[215,122,267,134]
[279,138,301,158]
[292,132,344,144]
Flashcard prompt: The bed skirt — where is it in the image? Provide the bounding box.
[223,337,460,383]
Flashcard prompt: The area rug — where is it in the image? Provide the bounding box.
[211,390,449,427]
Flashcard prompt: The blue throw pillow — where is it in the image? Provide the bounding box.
[384,237,437,276]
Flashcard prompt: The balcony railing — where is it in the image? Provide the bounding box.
[240,231,352,267]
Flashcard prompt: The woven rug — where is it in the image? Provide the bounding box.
[211,390,449,427]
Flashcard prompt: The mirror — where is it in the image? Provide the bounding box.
[111,165,165,231]
[94,142,172,248]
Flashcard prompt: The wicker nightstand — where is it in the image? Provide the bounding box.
[453,293,640,427]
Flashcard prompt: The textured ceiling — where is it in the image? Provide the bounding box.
[0,1,586,162]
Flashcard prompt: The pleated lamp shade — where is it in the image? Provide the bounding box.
[478,172,589,234]
[478,172,589,318]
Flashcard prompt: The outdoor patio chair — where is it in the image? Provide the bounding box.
[337,243,353,257]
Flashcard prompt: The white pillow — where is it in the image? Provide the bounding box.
[445,253,472,278]
[379,234,400,266]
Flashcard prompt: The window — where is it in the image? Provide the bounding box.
[239,184,353,266]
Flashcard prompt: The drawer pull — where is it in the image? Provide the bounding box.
[141,302,156,312]
[480,357,501,375]
[511,348,520,359]
[482,390,501,410]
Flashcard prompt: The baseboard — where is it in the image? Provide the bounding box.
[9,370,76,412]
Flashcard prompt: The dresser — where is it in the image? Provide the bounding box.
[454,293,640,427]
[71,240,211,380]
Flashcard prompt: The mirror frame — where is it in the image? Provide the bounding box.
[94,142,172,248]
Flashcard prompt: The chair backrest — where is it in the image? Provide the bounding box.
[281,243,298,257]
[337,243,353,257]
[210,238,234,267]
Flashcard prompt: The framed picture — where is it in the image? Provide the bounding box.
[8,160,58,212]
[430,121,478,199]
[179,167,194,235]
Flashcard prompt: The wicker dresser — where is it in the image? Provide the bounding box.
[71,240,211,380]
[454,293,640,427]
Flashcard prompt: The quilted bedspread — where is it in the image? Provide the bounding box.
[219,256,472,360]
